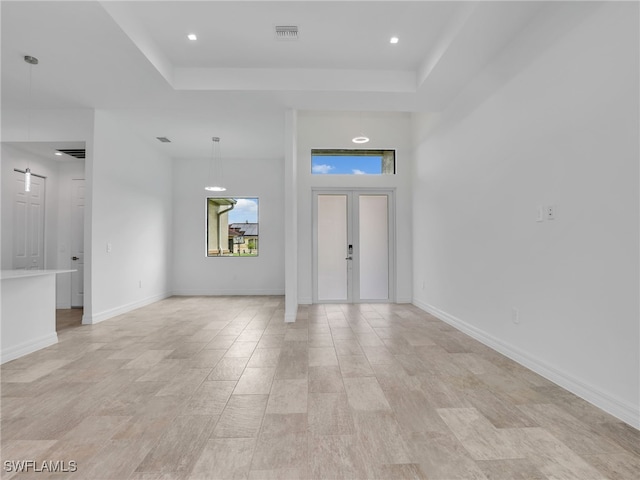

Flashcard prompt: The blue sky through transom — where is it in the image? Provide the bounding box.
[311,155,383,175]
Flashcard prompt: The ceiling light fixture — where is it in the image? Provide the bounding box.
[205,137,226,192]
[24,167,32,191]
[390,36,399,44]
[187,33,197,41]
[54,152,62,156]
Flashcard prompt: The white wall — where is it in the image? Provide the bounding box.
[297,111,413,304]
[0,144,85,309]
[88,110,173,323]
[172,156,285,295]
[1,109,95,143]
[412,2,639,427]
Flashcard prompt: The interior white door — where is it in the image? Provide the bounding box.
[13,170,45,270]
[70,179,85,307]
[314,190,393,303]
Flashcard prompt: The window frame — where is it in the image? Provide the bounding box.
[205,197,260,258]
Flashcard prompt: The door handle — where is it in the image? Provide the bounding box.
[72,256,79,261]
[346,244,353,260]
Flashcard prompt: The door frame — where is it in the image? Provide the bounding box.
[70,178,85,307]
[312,187,396,304]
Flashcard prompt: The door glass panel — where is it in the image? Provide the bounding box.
[317,195,348,301]
[359,195,388,300]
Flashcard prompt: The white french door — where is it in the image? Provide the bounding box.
[313,189,394,303]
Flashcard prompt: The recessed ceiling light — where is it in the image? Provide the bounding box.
[54,152,63,156]
[352,136,370,144]
[187,33,197,41]
[390,36,399,44]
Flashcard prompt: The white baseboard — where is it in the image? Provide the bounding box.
[297,297,409,305]
[1,332,58,364]
[284,301,298,323]
[84,292,171,325]
[172,289,285,296]
[413,299,640,430]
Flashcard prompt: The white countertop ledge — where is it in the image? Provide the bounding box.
[1,269,76,280]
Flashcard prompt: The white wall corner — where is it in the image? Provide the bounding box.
[171,289,284,296]
[82,292,170,325]
[284,109,299,324]
[284,307,298,323]
[0,333,58,365]
[413,300,640,429]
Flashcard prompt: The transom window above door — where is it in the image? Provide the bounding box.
[311,149,395,175]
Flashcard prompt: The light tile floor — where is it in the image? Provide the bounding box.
[1,296,639,479]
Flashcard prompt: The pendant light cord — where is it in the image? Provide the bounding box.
[208,139,215,184]
[27,60,33,143]
[24,55,39,170]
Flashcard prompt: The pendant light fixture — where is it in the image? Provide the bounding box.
[24,167,32,192]
[352,111,370,144]
[23,55,39,192]
[205,136,226,192]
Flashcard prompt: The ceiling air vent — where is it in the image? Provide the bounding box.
[275,25,298,40]
[156,136,171,143]
[56,149,85,159]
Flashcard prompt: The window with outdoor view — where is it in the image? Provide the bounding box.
[206,197,259,257]
[311,149,396,175]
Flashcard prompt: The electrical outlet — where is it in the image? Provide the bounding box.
[546,205,555,220]
[106,242,112,253]
[511,307,520,324]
